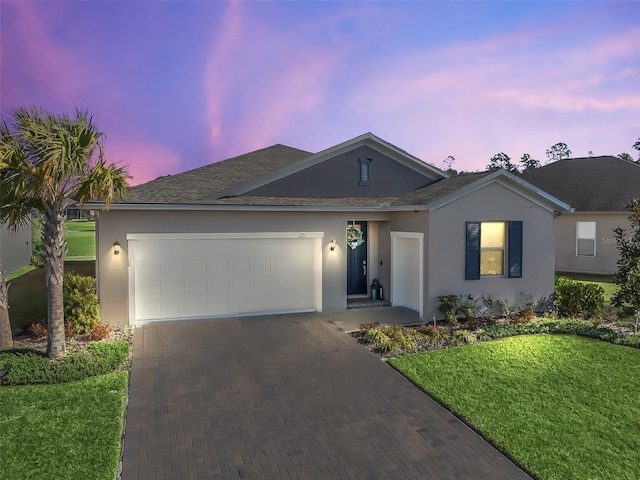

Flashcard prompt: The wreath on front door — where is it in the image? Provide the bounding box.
[347,226,365,250]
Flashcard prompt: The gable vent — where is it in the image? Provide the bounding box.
[359,158,372,186]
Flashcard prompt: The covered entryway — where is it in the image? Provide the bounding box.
[347,221,368,296]
[127,233,323,322]
[391,231,424,317]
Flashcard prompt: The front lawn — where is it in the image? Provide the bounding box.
[65,219,96,259]
[0,371,128,480]
[389,335,640,480]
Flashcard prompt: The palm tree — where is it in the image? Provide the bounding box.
[0,107,129,358]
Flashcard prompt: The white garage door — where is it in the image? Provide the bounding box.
[128,233,323,322]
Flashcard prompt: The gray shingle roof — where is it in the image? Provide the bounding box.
[122,144,312,204]
[520,156,640,211]
[392,172,492,206]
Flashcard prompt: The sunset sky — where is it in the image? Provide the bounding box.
[2,1,639,185]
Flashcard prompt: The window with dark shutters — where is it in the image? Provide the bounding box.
[465,221,523,280]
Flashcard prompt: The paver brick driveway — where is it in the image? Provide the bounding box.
[121,312,530,479]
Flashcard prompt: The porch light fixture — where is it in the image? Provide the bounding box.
[330,239,337,251]
[113,241,121,256]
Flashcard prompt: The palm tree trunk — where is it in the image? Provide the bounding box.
[43,206,66,359]
[0,265,12,351]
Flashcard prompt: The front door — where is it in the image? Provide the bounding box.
[347,221,368,295]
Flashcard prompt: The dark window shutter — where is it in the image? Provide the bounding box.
[465,222,481,280]
[508,221,523,278]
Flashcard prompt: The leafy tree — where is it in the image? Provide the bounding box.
[612,199,640,334]
[519,153,540,172]
[634,137,640,162]
[545,142,572,163]
[0,107,129,358]
[619,153,634,162]
[486,152,518,173]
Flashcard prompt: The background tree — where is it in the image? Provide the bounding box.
[633,137,640,162]
[0,107,129,358]
[612,199,640,334]
[618,153,634,162]
[519,153,540,172]
[443,155,457,175]
[545,142,572,163]
[486,152,518,173]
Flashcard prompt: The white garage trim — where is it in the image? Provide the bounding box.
[127,232,324,240]
[127,232,323,323]
[390,231,424,318]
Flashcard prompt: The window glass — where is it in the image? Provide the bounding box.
[480,222,505,276]
[576,221,596,257]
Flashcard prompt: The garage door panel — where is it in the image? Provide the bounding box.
[133,236,320,322]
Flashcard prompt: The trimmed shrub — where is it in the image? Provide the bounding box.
[0,340,129,386]
[554,276,604,318]
[63,272,100,335]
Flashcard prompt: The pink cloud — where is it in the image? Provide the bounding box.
[1,2,88,107]
[105,140,182,186]
[203,2,349,159]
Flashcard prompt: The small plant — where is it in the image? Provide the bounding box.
[497,298,518,321]
[438,294,461,325]
[479,295,496,318]
[451,330,478,346]
[63,272,100,335]
[28,322,47,338]
[458,295,478,321]
[515,308,536,324]
[89,323,112,341]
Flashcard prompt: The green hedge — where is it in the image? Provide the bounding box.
[0,341,129,386]
[482,318,632,346]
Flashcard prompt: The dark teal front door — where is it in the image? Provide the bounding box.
[347,221,367,295]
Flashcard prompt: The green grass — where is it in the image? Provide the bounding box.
[0,371,128,480]
[65,220,95,259]
[389,335,640,480]
[8,261,95,334]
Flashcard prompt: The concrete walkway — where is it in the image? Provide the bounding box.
[121,309,530,479]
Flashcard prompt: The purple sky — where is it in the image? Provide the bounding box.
[2,1,639,185]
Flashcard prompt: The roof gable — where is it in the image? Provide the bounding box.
[394,170,571,213]
[212,132,447,199]
[521,156,640,212]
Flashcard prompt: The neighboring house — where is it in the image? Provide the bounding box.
[521,156,640,275]
[89,133,570,327]
[0,223,31,275]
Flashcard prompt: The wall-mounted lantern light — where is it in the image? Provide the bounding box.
[329,239,337,251]
[113,241,121,256]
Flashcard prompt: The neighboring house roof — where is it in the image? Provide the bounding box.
[521,156,640,212]
[92,134,570,213]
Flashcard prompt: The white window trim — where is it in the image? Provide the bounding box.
[480,221,506,277]
[576,222,596,257]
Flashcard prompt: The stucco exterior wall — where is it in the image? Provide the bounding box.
[250,145,438,198]
[0,224,31,275]
[427,182,556,319]
[554,212,627,275]
[97,209,393,326]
